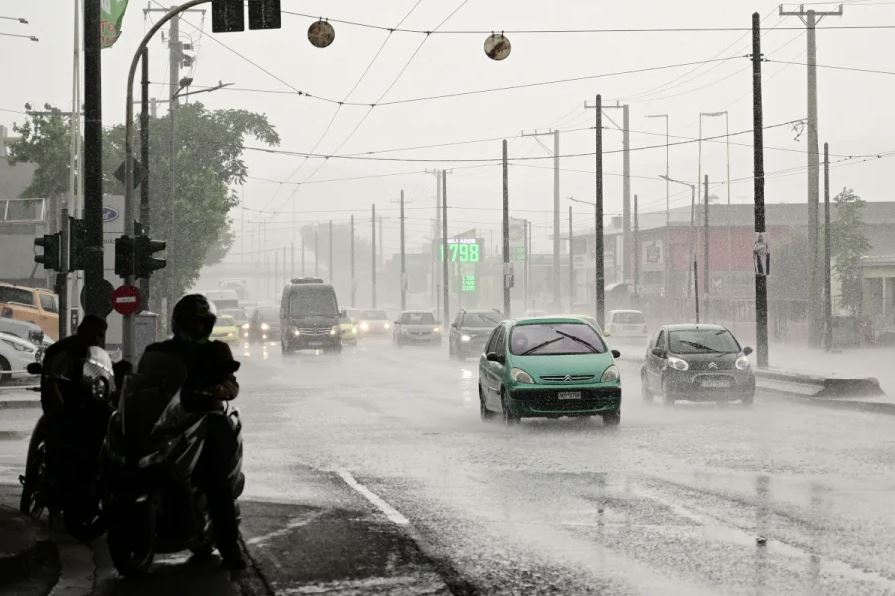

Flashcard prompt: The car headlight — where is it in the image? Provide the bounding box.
[2,339,30,352]
[668,356,689,371]
[736,355,751,370]
[292,329,301,337]
[460,334,471,342]
[511,368,534,384]
[601,364,620,383]
[261,323,270,331]
[241,323,250,330]
[330,325,340,336]
[384,323,391,330]
[360,322,369,331]
[433,327,440,333]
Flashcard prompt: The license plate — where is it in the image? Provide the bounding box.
[557,391,582,400]
[702,379,731,388]
[309,341,323,347]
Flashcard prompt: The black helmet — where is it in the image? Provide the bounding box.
[172,294,217,342]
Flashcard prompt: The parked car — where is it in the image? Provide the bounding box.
[0,283,59,339]
[244,305,282,343]
[0,331,42,384]
[605,309,648,341]
[394,311,442,347]
[449,309,503,359]
[211,315,240,344]
[478,316,622,426]
[353,309,391,337]
[641,324,755,406]
[0,318,49,348]
[339,313,359,346]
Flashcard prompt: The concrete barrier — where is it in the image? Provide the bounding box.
[755,368,885,399]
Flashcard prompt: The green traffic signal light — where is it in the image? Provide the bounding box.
[134,235,166,278]
[34,233,61,271]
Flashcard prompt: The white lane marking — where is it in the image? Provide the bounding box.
[337,469,409,526]
[246,512,321,547]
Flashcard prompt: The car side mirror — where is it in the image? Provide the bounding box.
[340,309,347,318]
[26,362,42,375]
[611,349,621,358]
[742,346,754,356]
[486,351,504,364]
[651,347,666,358]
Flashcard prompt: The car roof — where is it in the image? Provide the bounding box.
[512,316,594,326]
[609,309,644,315]
[659,323,729,332]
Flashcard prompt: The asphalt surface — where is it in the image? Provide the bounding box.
[2,337,895,594]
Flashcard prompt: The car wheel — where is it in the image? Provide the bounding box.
[479,386,495,421]
[662,378,675,407]
[602,411,621,427]
[0,356,10,384]
[501,390,519,426]
[641,373,653,404]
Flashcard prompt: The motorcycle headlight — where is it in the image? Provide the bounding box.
[511,368,534,384]
[261,323,270,331]
[736,355,751,371]
[460,334,471,342]
[668,356,689,371]
[600,364,620,383]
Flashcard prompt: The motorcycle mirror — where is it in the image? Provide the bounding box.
[26,362,42,375]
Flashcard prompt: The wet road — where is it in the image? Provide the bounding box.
[2,338,895,594]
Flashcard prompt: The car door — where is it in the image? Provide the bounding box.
[480,325,502,409]
[647,329,666,393]
[37,292,58,337]
[486,326,508,410]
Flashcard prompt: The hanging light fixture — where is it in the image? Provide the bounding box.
[308,18,335,48]
[484,32,511,61]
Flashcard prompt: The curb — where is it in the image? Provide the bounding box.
[0,399,41,410]
[757,389,895,415]
[754,368,885,398]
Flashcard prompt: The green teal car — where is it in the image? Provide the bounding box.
[478,317,622,426]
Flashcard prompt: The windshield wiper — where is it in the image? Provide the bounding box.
[555,330,599,353]
[679,340,721,353]
[522,336,564,355]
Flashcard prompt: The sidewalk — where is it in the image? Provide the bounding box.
[0,505,59,595]
[0,387,40,409]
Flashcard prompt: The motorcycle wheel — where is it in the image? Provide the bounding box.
[19,417,48,520]
[63,505,107,543]
[108,521,154,577]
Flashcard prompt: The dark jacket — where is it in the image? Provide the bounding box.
[144,339,239,412]
[40,335,91,415]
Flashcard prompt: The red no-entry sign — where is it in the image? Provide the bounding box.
[111,284,142,316]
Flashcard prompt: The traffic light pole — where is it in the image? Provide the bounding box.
[83,0,105,323]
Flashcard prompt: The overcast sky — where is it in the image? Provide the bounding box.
[3,0,894,257]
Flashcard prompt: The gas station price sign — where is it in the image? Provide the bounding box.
[440,238,481,263]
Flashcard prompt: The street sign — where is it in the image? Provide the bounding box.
[81,279,115,317]
[111,284,142,316]
[113,157,144,189]
[440,237,483,262]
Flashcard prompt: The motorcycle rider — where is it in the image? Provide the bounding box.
[144,294,245,570]
[39,315,112,514]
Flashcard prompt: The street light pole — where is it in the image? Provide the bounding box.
[646,113,670,297]
[661,175,697,321]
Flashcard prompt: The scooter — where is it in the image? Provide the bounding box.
[102,351,244,576]
[19,347,116,542]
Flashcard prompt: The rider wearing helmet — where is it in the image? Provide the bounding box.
[144,294,245,571]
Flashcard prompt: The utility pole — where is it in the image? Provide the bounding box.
[350,214,356,307]
[634,194,639,300]
[314,224,319,277]
[139,48,151,309]
[752,11,769,368]
[425,169,441,308]
[399,191,407,310]
[703,174,710,321]
[328,219,333,282]
[694,260,700,324]
[601,104,631,283]
[568,205,574,311]
[823,142,833,351]
[520,129,560,309]
[82,0,105,321]
[646,113,670,298]
[372,204,377,308]
[585,96,606,325]
[780,3,842,344]
[442,170,449,325]
[502,140,511,318]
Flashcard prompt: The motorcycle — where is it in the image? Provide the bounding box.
[103,350,244,576]
[19,346,116,542]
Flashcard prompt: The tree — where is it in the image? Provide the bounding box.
[7,105,73,200]
[831,187,870,316]
[771,227,811,301]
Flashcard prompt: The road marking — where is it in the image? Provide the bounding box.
[246,512,322,547]
[337,469,409,526]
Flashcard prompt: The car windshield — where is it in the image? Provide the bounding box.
[669,329,740,354]
[362,310,388,320]
[216,315,235,327]
[289,288,338,317]
[463,312,502,327]
[613,312,645,324]
[510,323,607,356]
[0,287,34,306]
[402,312,436,324]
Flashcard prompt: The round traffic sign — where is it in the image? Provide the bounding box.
[111,284,142,316]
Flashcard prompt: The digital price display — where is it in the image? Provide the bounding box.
[440,238,481,262]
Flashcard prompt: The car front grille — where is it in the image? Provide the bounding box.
[688,360,734,371]
[299,327,331,336]
[539,374,596,383]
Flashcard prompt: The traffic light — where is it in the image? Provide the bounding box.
[34,233,61,271]
[134,235,166,278]
[211,0,244,32]
[115,235,134,278]
[69,217,87,271]
[248,0,281,30]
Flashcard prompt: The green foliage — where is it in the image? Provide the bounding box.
[831,187,870,315]
[7,105,74,199]
[770,227,812,301]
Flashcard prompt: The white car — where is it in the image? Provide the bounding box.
[605,310,648,341]
[0,331,41,383]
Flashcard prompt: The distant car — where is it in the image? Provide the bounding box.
[0,331,41,384]
[243,305,281,343]
[211,315,240,344]
[0,283,59,339]
[641,324,755,407]
[449,309,503,359]
[394,311,441,347]
[219,307,249,327]
[339,313,359,346]
[280,278,342,353]
[605,310,648,341]
[478,317,622,426]
[354,309,391,337]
